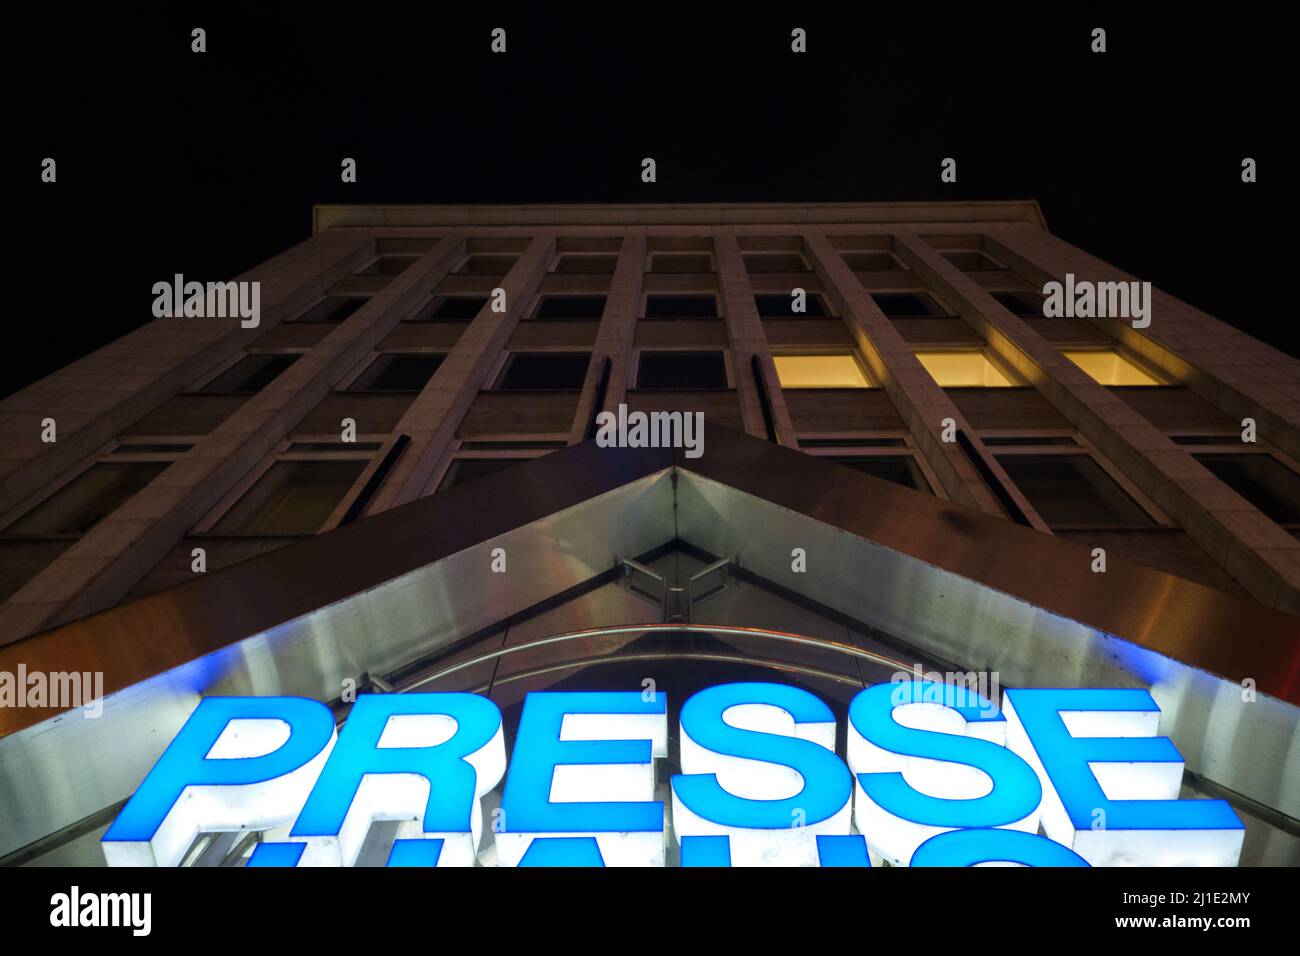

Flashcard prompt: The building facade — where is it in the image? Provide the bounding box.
[0,202,1297,867]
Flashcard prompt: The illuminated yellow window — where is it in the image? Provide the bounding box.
[915,350,1018,387]
[773,354,873,389]
[1063,350,1166,386]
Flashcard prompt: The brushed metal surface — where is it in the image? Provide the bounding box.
[0,466,674,858]
[673,432,1300,816]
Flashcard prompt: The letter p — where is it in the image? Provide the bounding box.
[102,697,337,866]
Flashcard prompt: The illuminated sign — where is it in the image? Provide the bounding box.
[101,681,1245,867]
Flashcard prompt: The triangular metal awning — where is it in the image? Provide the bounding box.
[1,424,1297,857]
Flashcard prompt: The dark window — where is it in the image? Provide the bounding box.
[459,440,567,450]
[744,253,808,273]
[356,256,419,276]
[198,353,299,394]
[871,292,947,317]
[991,292,1045,317]
[416,296,488,322]
[827,455,930,492]
[460,254,518,274]
[942,250,1005,271]
[110,442,194,454]
[981,436,1077,447]
[1194,454,1300,524]
[534,296,607,320]
[3,462,169,536]
[555,254,617,274]
[644,295,719,319]
[997,454,1155,528]
[285,442,384,452]
[637,352,728,389]
[497,353,591,390]
[843,252,900,271]
[1170,435,1240,445]
[437,458,528,491]
[651,254,713,274]
[350,354,444,392]
[212,459,369,535]
[292,297,367,323]
[799,437,906,448]
[755,293,830,318]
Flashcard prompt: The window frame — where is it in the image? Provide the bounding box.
[870,291,954,318]
[639,292,723,321]
[0,438,195,540]
[489,350,594,392]
[646,251,716,274]
[987,432,1171,531]
[341,350,448,394]
[913,347,1026,388]
[406,294,490,323]
[426,439,564,496]
[803,436,947,500]
[1060,347,1173,387]
[631,348,734,391]
[741,251,812,274]
[185,349,305,396]
[770,349,878,389]
[194,437,384,537]
[1181,441,1300,529]
[754,290,835,319]
[527,293,609,322]
[549,251,619,275]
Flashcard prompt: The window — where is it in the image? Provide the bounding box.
[109,442,195,455]
[1063,350,1168,386]
[744,253,808,273]
[996,454,1155,528]
[871,292,948,317]
[843,252,900,271]
[755,293,830,318]
[533,296,607,320]
[991,292,1045,317]
[349,354,444,392]
[211,459,369,535]
[941,250,1005,271]
[773,354,872,389]
[1169,434,1241,445]
[554,254,617,275]
[825,455,931,492]
[636,352,728,389]
[197,353,299,394]
[650,253,713,274]
[644,295,719,319]
[981,434,1077,447]
[1193,453,1300,525]
[290,296,367,324]
[3,462,168,536]
[414,296,488,322]
[915,350,1019,387]
[356,256,419,276]
[799,437,906,448]
[496,353,590,390]
[436,458,529,492]
[285,441,384,453]
[459,254,517,275]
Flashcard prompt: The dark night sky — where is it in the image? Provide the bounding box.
[8,5,1297,398]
